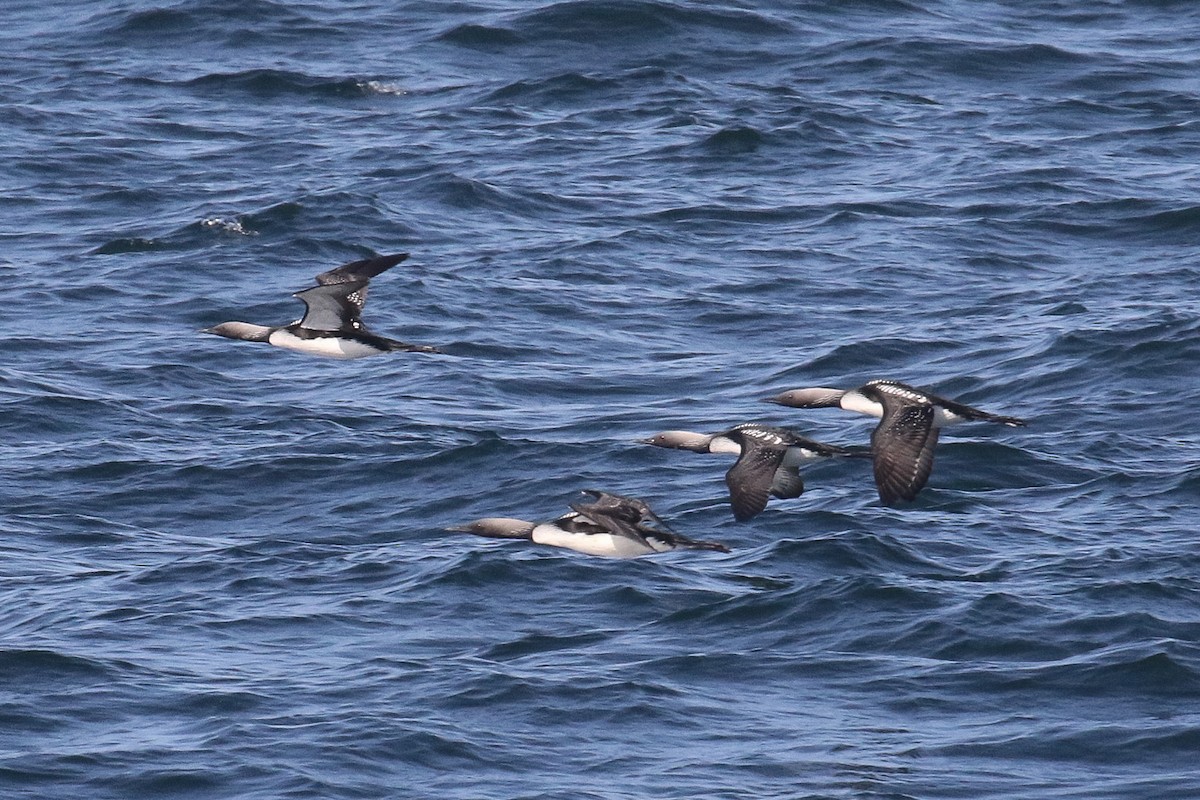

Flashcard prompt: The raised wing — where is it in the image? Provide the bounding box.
[567,506,655,549]
[315,253,408,285]
[314,253,408,319]
[292,280,367,332]
[573,489,675,531]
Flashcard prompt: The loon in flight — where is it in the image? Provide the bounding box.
[765,379,1026,504]
[643,423,865,521]
[451,490,730,558]
[203,252,441,358]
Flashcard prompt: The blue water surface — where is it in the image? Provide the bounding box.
[2,1,1200,798]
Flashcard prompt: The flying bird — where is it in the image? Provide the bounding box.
[643,423,865,521]
[451,490,730,558]
[765,379,1025,504]
[203,252,441,358]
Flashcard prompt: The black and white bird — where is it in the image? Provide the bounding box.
[642,423,865,521]
[765,379,1026,504]
[203,253,441,358]
[451,490,730,558]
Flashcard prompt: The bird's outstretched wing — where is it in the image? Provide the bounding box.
[292,280,367,332]
[724,438,788,522]
[871,399,938,504]
[313,253,408,320]
[573,489,675,532]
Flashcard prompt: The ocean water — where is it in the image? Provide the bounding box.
[3,0,1200,797]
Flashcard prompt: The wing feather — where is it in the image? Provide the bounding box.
[315,253,408,285]
[314,253,408,318]
[769,465,805,500]
[871,401,938,504]
[292,280,366,332]
[725,440,786,522]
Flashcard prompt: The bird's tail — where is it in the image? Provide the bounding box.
[982,412,1026,427]
[680,538,732,553]
[390,341,444,354]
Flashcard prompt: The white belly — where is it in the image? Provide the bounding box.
[839,391,885,418]
[531,524,651,558]
[268,329,382,359]
[707,436,743,456]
